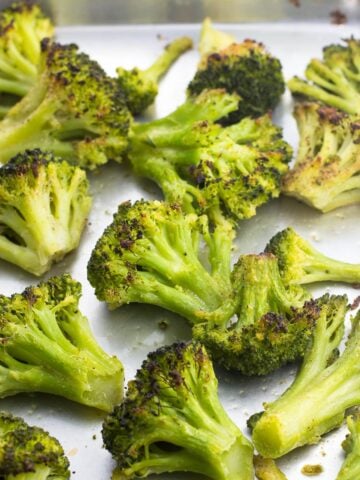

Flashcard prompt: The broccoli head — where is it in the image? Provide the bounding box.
[193,253,314,376]
[117,36,192,115]
[187,18,285,122]
[0,1,54,117]
[0,274,124,412]
[265,227,360,286]
[87,199,238,325]
[282,102,360,212]
[0,411,69,479]
[0,149,92,275]
[0,39,131,169]
[288,38,360,114]
[129,89,292,221]
[102,341,254,479]
[336,412,360,480]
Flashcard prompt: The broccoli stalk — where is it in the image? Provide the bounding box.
[117,36,192,115]
[336,413,360,480]
[288,38,360,114]
[0,411,70,479]
[281,103,360,212]
[254,455,288,480]
[0,274,124,412]
[0,149,92,276]
[251,294,353,458]
[102,341,254,479]
[265,227,360,285]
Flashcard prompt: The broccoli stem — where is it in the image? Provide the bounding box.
[9,465,52,480]
[0,78,30,96]
[300,252,360,284]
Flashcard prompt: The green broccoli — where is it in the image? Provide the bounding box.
[102,341,254,479]
[187,18,285,122]
[129,89,292,221]
[117,36,193,115]
[336,412,360,480]
[281,102,360,212]
[288,38,360,114]
[265,227,360,286]
[87,199,238,325]
[251,294,354,458]
[0,149,92,276]
[193,253,315,376]
[0,39,131,169]
[0,274,124,412]
[0,411,70,479]
[254,455,288,480]
[0,2,54,117]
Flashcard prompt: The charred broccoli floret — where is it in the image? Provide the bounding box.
[193,253,313,376]
[336,412,360,480]
[0,149,92,275]
[0,2,54,117]
[187,18,285,122]
[266,227,360,286]
[87,199,237,325]
[117,36,192,115]
[102,341,254,479]
[0,411,70,479]
[0,274,124,412]
[288,38,360,114]
[129,89,292,221]
[282,103,360,212]
[251,294,354,458]
[254,455,288,480]
[0,40,131,169]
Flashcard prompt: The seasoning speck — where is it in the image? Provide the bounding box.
[330,9,347,24]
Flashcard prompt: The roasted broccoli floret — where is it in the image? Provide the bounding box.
[0,149,92,275]
[0,411,70,479]
[254,455,288,480]
[0,274,124,412]
[281,103,360,212]
[288,38,360,114]
[117,36,192,115]
[266,227,360,286]
[193,253,314,376]
[0,40,131,169]
[0,2,54,117]
[102,341,254,479]
[336,412,360,480]
[129,89,292,221]
[187,18,285,122]
[87,199,238,325]
[251,294,354,458]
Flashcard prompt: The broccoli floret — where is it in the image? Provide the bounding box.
[336,412,360,480]
[187,18,285,122]
[0,40,131,169]
[251,294,353,458]
[102,341,254,479]
[0,411,70,479]
[87,199,238,325]
[0,2,54,117]
[0,149,92,275]
[281,102,360,212]
[0,274,124,412]
[129,89,292,221]
[254,455,288,480]
[266,227,360,286]
[288,38,360,114]
[117,36,192,115]
[193,253,314,376]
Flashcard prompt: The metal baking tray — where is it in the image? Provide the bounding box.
[0,19,359,480]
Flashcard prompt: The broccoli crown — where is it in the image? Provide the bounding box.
[336,412,360,480]
[0,40,131,169]
[129,89,292,221]
[193,253,314,376]
[117,36,192,115]
[252,294,353,458]
[188,21,285,122]
[282,102,360,212]
[0,148,92,275]
[102,341,254,480]
[87,199,237,325]
[288,38,360,114]
[0,273,124,412]
[0,411,69,479]
[265,227,360,285]
[254,455,288,480]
